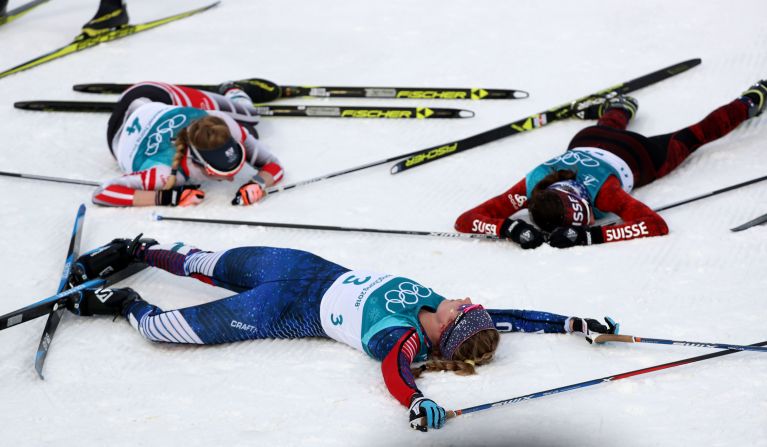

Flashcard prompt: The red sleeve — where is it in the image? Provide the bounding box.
[91,167,170,207]
[593,176,669,243]
[381,329,422,407]
[454,178,528,237]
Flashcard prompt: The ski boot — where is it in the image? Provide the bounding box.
[573,93,638,120]
[70,235,158,285]
[741,80,767,118]
[78,0,128,39]
[67,287,143,317]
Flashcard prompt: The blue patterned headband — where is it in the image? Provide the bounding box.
[438,304,495,360]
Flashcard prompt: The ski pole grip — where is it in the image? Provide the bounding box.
[592,333,636,344]
[417,410,457,428]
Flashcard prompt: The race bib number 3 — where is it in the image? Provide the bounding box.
[320,270,392,351]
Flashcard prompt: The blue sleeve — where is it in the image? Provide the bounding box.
[487,309,568,334]
[366,326,413,360]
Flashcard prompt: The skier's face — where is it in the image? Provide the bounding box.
[435,297,473,332]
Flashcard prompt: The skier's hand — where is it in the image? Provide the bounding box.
[548,225,601,248]
[155,185,205,207]
[567,316,619,344]
[501,218,545,249]
[232,181,266,205]
[408,394,446,432]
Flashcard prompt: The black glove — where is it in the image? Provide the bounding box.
[548,225,603,248]
[501,218,545,249]
[568,316,620,344]
[154,185,205,207]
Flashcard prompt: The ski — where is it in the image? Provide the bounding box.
[389,58,702,174]
[731,212,767,232]
[14,99,475,119]
[0,0,49,26]
[153,214,499,240]
[34,204,87,379]
[0,2,219,80]
[72,78,529,103]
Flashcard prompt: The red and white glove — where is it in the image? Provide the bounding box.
[232,177,267,206]
[155,186,205,207]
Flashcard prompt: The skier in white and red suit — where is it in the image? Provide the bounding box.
[455,81,767,249]
[93,81,283,208]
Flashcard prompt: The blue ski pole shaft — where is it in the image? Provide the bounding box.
[592,333,767,353]
[0,278,106,330]
[449,340,767,419]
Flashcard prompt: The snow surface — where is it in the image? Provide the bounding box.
[1,0,766,445]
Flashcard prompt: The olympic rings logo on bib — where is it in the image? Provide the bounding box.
[384,282,433,313]
[146,114,188,156]
[544,151,600,168]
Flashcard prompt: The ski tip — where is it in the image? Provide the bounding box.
[513,90,530,99]
[13,101,35,110]
[34,355,45,380]
[458,110,475,118]
[390,164,403,175]
[151,212,163,221]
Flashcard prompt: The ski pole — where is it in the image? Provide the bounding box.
[445,339,767,420]
[0,170,100,187]
[601,173,767,226]
[592,333,767,353]
[653,174,767,213]
[152,214,499,240]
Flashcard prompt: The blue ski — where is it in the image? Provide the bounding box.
[34,204,87,379]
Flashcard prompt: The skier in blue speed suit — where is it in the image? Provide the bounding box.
[68,238,618,432]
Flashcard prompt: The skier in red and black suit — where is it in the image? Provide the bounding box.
[455,80,767,249]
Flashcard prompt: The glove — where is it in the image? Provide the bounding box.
[232,178,267,206]
[548,225,603,248]
[70,240,134,285]
[567,316,620,344]
[500,218,545,249]
[155,185,205,207]
[408,394,446,432]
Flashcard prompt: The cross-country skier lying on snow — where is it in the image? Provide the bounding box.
[66,238,618,432]
[93,81,284,208]
[455,80,767,249]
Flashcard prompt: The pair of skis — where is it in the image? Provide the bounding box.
[0,205,145,378]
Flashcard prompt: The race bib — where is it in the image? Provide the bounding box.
[319,270,393,351]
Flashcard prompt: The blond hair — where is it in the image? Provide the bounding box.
[411,328,500,378]
[164,116,232,189]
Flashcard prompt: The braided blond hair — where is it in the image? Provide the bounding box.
[411,328,500,378]
[164,116,232,189]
